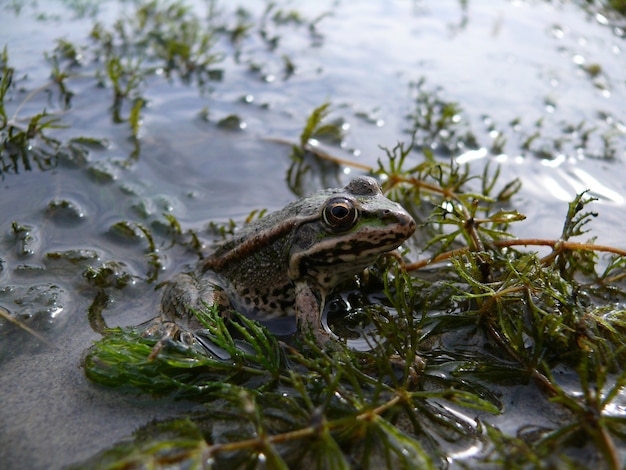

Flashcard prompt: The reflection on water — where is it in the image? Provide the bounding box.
[0,0,625,468]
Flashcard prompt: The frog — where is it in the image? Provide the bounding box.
[152,176,416,352]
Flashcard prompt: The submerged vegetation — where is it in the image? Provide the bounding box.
[0,45,96,177]
[1,0,626,469]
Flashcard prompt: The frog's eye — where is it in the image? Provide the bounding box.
[323,198,358,232]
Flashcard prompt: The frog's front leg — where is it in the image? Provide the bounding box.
[294,282,339,348]
[147,272,228,359]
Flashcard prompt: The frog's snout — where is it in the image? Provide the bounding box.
[401,214,417,236]
[405,216,417,232]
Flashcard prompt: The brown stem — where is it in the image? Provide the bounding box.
[493,239,626,257]
[597,422,621,470]
[483,319,559,397]
[203,392,404,458]
[264,137,373,171]
[302,142,373,171]
[393,174,461,201]
[403,247,470,271]
[404,239,626,272]
[0,305,56,349]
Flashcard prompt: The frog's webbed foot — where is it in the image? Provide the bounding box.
[142,314,198,360]
[295,282,340,349]
[144,320,179,361]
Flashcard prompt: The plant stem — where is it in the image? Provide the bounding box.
[404,239,626,272]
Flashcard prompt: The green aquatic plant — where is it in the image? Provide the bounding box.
[282,102,354,195]
[90,0,224,88]
[0,47,107,178]
[407,78,479,156]
[83,305,497,468]
[0,49,65,176]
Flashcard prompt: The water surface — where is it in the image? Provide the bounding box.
[0,0,625,468]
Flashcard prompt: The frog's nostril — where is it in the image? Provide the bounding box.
[380,210,396,223]
[381,210,413,229]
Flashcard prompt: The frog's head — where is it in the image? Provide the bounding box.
[288,176,416,292]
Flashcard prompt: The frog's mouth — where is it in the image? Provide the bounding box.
[319,224,415,261]
[289,232,414,285]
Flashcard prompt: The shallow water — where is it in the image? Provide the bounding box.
[0,0,625,468]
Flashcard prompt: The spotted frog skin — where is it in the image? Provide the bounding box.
[159,176,416,346]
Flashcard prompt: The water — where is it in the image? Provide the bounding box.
[0,0,625,468]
